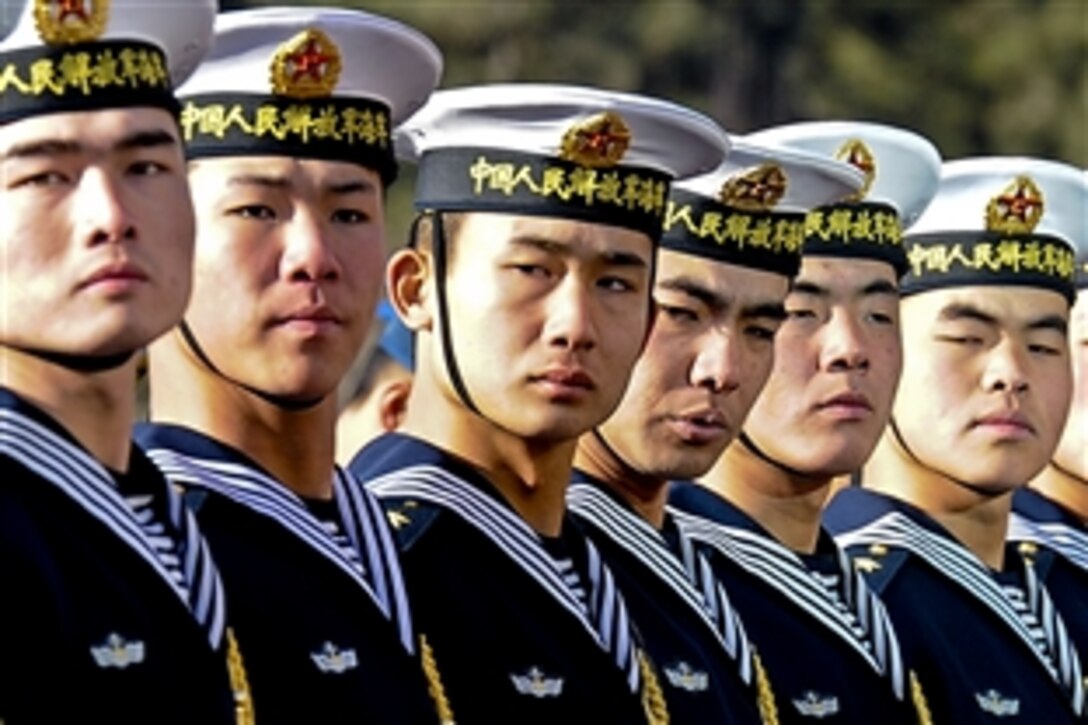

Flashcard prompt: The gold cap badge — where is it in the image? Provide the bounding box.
[986,175,1044,235]
[270,28,342,99]
[720,163,788,212]
[34,0,110,46]
[836,138,876,201]
[559,111,631,168]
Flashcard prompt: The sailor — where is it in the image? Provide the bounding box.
[348,83,728,722]
[825,157,1086,723]
[567,138,862,723]
[1008,176,1088,654]
[670,121,940,724]
[134,7,443,723]
[0,0,248,722]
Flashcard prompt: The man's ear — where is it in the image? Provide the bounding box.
[386,247,433,333]
[378,378,412,432]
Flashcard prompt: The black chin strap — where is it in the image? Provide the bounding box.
[177,319,324,411]
[738,429,820,481]
[426,210,481,416]
[888,414,1001,498]
[3,343,134,373]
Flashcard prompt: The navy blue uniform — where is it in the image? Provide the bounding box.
[350,432,658,724]
[136,423,438,725]
[668,481,920,725]
[568,473,774,724]
[825,486,1084,723]
[0,389,238,725]
[1009,488,1088,654]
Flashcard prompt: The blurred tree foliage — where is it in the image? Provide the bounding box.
[225,0,1087,247]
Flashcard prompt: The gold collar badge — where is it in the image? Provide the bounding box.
[270,28,342,99]
[560,111,631,168]
[721,163,788,212]
[986,175,1044,235]
[34,0,109,46]
[836,138,876,201]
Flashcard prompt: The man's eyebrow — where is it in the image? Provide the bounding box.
[1026,314,1068,336]
[860,279,899,297]
[938,302,999,326]
[657,276,729,313]
[114,129,178,152]
[508,235,648,269]
[789,279,829,298]
[742,301,788,321]
[0,138,82,161]
[226,173,292,190]
[326,179,377,196]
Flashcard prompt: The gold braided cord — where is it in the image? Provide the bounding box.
[225,627,255,725]
[752,647,779,725]
[910,670,933,725]
[638,649,670,725]
[419,634,456,724]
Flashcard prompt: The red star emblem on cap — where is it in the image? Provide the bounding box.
[288,38,331,83]
[996,181,1042,223]
[56,0,89,22]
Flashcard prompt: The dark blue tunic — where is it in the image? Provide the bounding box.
[136,423,438,725]
[1010,488,1088,655]
[825,486,1083,724]
[0,389,237,725]
[668,481,920,725]
[350,432,653,724]
[568,471,771,725]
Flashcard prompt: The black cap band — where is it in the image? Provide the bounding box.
[803,201,907,276]
[180,93,398,185]
[662,189,802,277]
[901,231,1076,303]
[414,147,671,240]
[0,40,177,126]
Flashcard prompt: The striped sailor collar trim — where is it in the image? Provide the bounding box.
[135,422,274,475]
[1013,488,1085,530]
[823,486,953,541]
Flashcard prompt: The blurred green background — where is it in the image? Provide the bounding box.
[225,0,1087,251]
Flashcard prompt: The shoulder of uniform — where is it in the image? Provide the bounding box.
[379,497,443,551]
[842,542,910,593]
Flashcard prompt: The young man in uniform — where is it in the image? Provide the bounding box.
[567,140,861,723]
[825,157,1085,723]
[670,122,940,724]
[0,1,248,722]
[136,7,443,722]
[335,299,414,465]
[349,84,728,722]
[1009,183,1088,652]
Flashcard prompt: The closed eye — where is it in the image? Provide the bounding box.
[13,170,69,188]
[228,204,276,221]
[660,304,698,323]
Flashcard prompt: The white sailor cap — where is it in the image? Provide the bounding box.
[662,139,864,276]
[0,0,216,125]
[177,6,443,184]
[902,157,1086,302]
[396,83,731,240]
[745,121,943,275]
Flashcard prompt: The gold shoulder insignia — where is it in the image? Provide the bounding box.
[986,175,1044,235]
[835,138,876,201]
[34,0,110,46]
[270,28,342,99]
[721,163,788,212]
[559,111,631,168]
[751,647,780,725]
